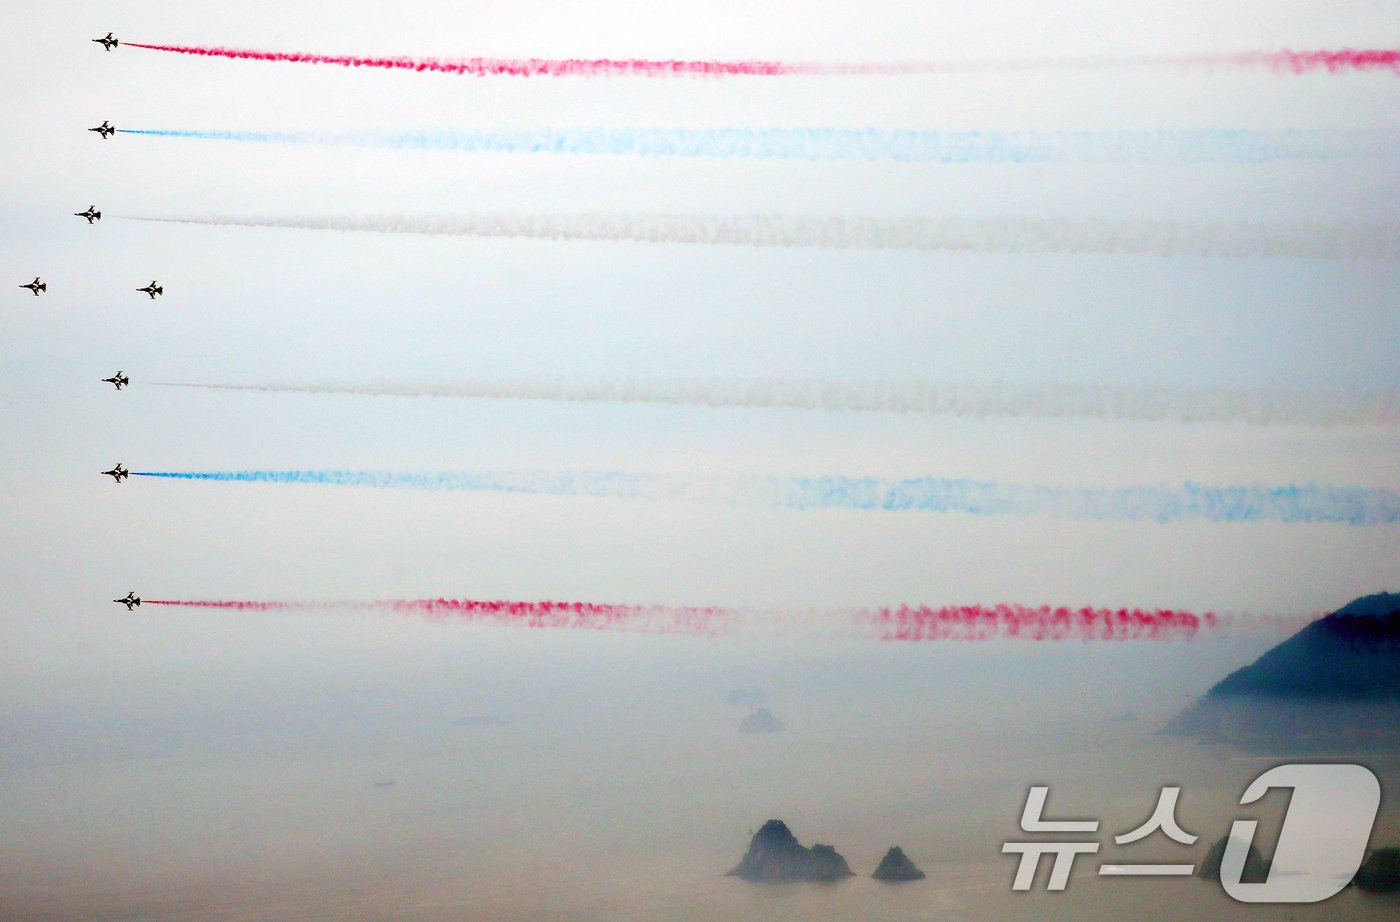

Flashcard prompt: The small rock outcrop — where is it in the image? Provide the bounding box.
[871,846,926,881]
[1354,847,1400,892]
[739,707,785,734]
[727,819,855,882]
[1197,835,1270,883]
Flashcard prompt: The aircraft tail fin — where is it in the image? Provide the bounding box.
[154,286,163,295]
[38,283,46,292]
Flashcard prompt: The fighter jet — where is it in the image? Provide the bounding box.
[89,120,115,139]
[93,32,119,51]
[75,205,101,224]
[101,462,129,483]
[136,281,163,299]
[19,277,46,296]
[114,591,141,610]
[102,371,129,390]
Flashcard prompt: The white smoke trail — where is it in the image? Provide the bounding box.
[155,378,1399,427]
[128,214,1400,259]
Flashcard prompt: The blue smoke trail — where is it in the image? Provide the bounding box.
[115,128,1400,163]
[131,469,652,498]
[130,470,1400,525]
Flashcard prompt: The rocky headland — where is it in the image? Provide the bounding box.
[1166,593,1400,749]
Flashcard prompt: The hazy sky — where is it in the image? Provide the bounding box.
[0,2,1396,918]
[2,0,1394,623]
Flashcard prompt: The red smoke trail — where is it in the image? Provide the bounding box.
[869,604,1218,641]
[145,599,297,611]
[144,599,1226,640]
[1218,48,1400,74]
[121,42,1400,77]
[144,598,734,636]
[387,598,734,636]
[121,43,791,77]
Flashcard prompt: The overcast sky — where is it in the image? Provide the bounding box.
[0,3,1396,915]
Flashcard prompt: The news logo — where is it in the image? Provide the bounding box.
[1003,763,1380,903]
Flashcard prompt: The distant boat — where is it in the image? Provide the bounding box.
[372,779,396,788]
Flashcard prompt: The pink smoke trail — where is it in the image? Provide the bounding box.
[121,42,1400,78]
